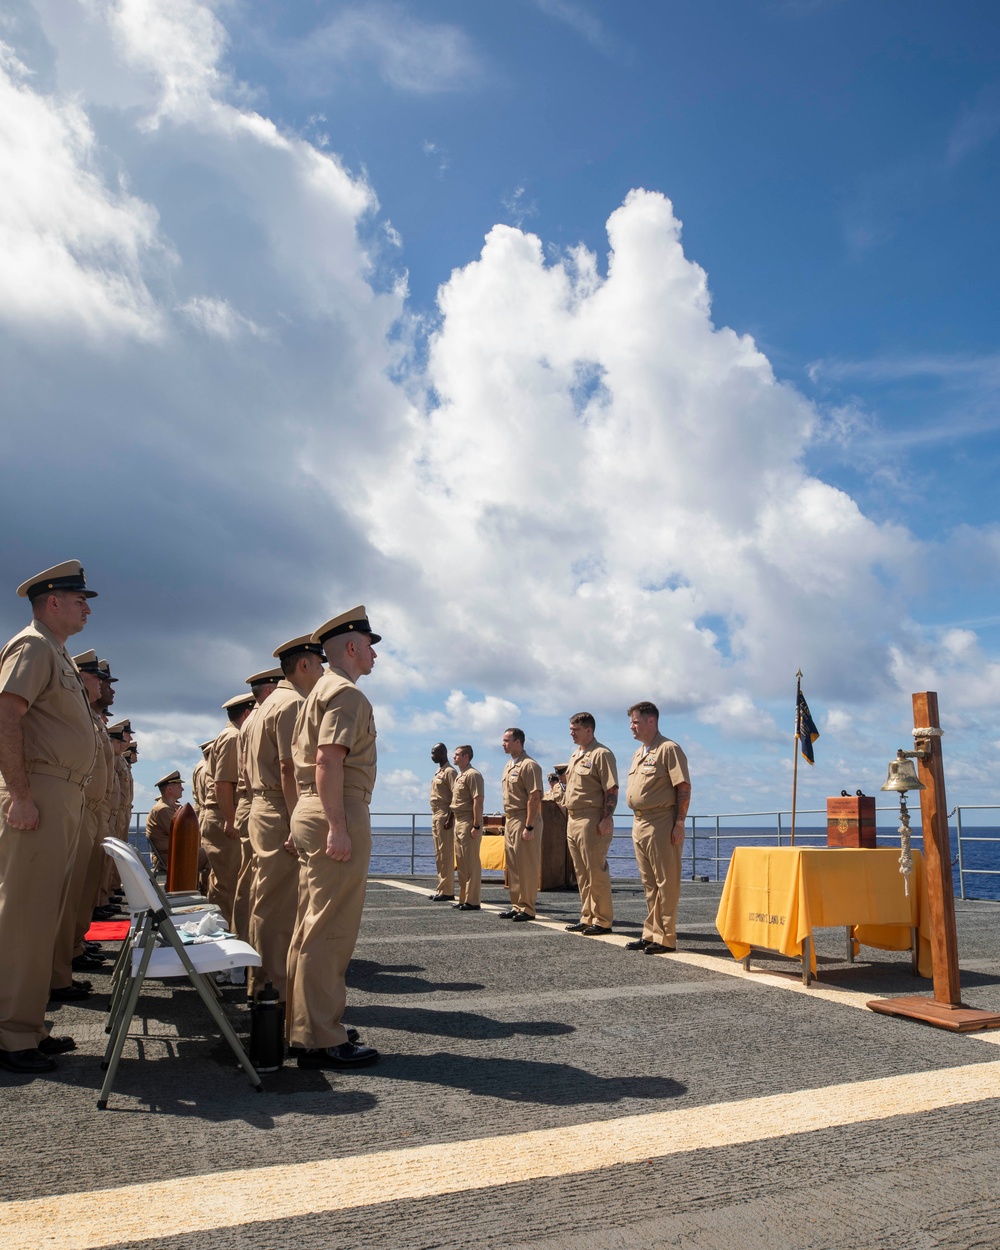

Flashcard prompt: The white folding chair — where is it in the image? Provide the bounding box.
[101,840,220,1022]
[97,838,263,1109]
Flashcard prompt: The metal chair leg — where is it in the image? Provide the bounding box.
[97,936,157,1108]
[160,926,261,1090]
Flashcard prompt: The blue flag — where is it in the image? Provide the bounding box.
[796,689,819,765]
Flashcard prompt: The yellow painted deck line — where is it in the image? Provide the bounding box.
[371,879,1000,1039]
[4,1061,1000,1250]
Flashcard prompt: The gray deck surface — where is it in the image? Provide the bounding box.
[2,878,999,1249]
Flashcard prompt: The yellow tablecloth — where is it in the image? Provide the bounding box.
[715,847,932,976]
[478,834,506,871]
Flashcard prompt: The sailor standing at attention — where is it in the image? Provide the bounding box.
[0,560,98,1074]
[286,606,380,1070]
[145,771,184,872]
[232,668,282,945]
[62,651,115,978]
[498,728,543,922]
[563,712,619,936]
[624,702,691,955]
[245,634,326,1002]
[450,745,484,911]
[200,693,255,927]
[428,743,457,901]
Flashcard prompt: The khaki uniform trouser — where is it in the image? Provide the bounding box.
[199,810,241,928]
[504,812,542,916]
[52,799,103,989]
[73,809,110,955]
[567,810,613,929]
[247,793,299,1001]
[453,814,481,906]
[430,808,455,895]
[231,798,255,944]
[0,776,84,1051]
[632,810,682,945]
[286,792,371,1049]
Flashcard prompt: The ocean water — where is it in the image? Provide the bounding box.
[366,821,1000,902]
[132,815,1000,902]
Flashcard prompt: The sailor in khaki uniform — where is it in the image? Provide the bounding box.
[450,745,484,910]
[232,668,282,945]
[286,606,380,1069]
[563,712,619,934]
[49,651,114,985]
[97,713,132,910]
[245,637,325,1001]
[624,701,691,954]
[145,771,183,871]
[0,560,98,1073]
[544,764,568,807]
[499,728,543,921]
[428,743,457,901]
[200,693,255,927]
[191,739,215,822]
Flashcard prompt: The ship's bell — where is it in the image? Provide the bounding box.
[880,752,925,793]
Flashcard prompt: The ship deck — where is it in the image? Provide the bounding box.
[2,878,1000,1250]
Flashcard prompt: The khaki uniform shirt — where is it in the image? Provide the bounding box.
[292,665,377,798]
[626,732,690,814]
[429,765,457,813]
[237,710,257,805]
[208,722,240,811]
[450,766,484,817]
[246,680,302,799]
[145,796,177,860]
[0,621,96,778]
[85,711,113,808]
[114,754,132,839]
[544,782,566,808]
[501,753,543,815]
[192,757,215,814]
[564,739,618,813]
[107,754,122,835]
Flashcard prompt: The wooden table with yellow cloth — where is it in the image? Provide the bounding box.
[715,846,932,983]
[478,833,506,872]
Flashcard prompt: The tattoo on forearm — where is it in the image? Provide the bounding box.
[603,789,618,820]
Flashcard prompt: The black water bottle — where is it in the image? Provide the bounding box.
[249,982,285,1072]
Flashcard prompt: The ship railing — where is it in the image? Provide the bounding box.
[126,804,1000,901]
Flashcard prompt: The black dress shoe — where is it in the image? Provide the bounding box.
[582,925,613,936]
[73,952,108,971]
[38,1035,77,1056]
[49,982,91,1002]
[625,938,650,950]
[511,911,533,922]
[457,903,481,911]
[297,1042,380,1069]
[429,893,455,902]
[0,1047,56,1073]
[644,942,675,954]
[564,921,588,932]
[288,1026,359,1057]
[497,909,517,919]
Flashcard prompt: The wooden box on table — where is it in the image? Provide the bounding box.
[826,795,877,848]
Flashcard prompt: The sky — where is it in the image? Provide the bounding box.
[1,0,999,826]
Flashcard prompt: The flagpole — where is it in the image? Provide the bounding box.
[790,669,802,847]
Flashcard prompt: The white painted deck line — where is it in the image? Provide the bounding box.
[4,1061,1000,1250]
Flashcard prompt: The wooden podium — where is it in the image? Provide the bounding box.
[539,800,573,890]
[166,802,201,893]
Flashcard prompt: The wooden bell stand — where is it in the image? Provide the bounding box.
[868,692,1000,1032]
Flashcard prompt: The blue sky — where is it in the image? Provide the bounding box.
[1,0,999,822]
